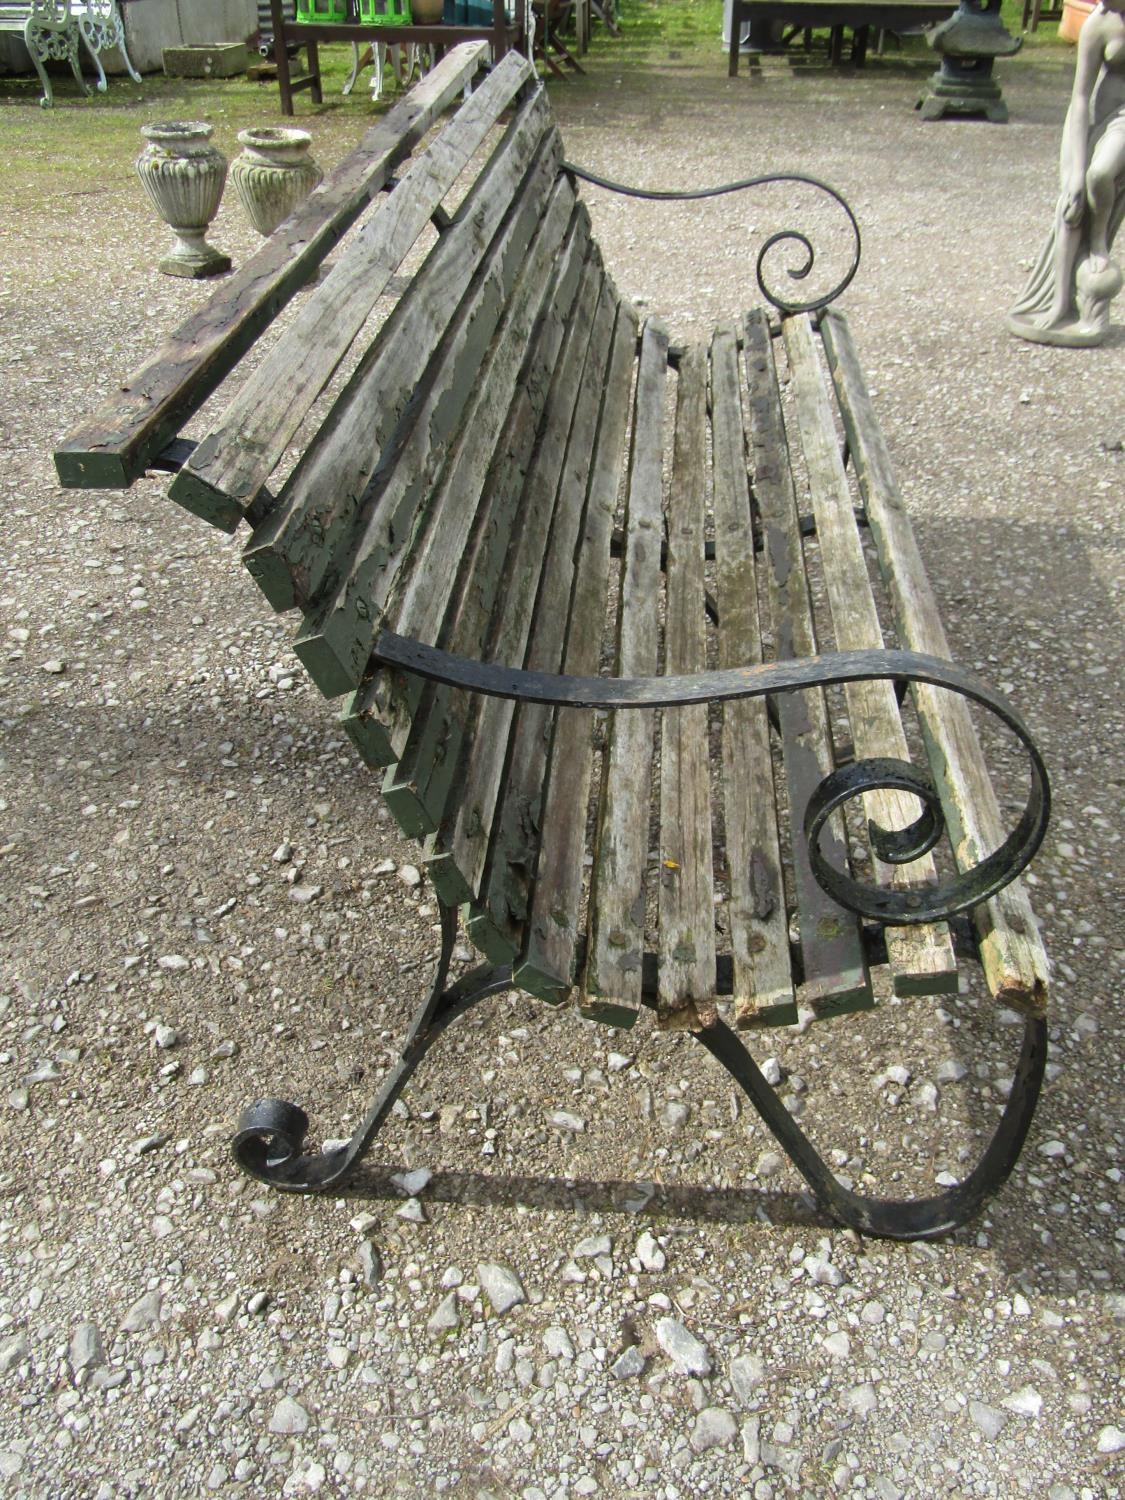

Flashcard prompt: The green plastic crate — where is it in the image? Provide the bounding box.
[358,0,411,21]
[295,0,350,21]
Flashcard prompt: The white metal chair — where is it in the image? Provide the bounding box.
[0,0,83,106]
[72,0,141,91]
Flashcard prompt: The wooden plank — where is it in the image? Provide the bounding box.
[473,279,620,959]
[582,319,669,1023]
[515,303,641,1009]
[381,211,598,838]
[342,203,590,781]
[243,96,561,615]
[289,153,570,700]
[782,315,958,998]
[742,308,872,1019]
[53,42,490,493]
[167,51,538,533]
[656,344,717,1030]
[709,325,797,1028]
[820,310,1050,1015]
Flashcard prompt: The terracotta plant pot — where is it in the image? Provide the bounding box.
[412,0,444,20]
[1058,0,1094,42]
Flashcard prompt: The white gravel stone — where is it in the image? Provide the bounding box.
[729,1352,766,1403]
[69,1322,105,1373]
[477,1263,526,1315]
[655,1317,712,1376]
[573,1234,612,1259]
[119,1290,163,1333]
[611,1345,645,1380]
[969,1400,1009,1439]
[635,1230,665,1271]
[1002,1386,1043,1417]
[690,1407,738,1453]
[269,1396,311,1435]
[0,1335,29,1374]
[1096,1425,1125,1454]
[427,1292,460,1336]
[390,1167,432,1197]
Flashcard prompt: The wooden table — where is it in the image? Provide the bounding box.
[266,0,522,112]
[728,0,954,72]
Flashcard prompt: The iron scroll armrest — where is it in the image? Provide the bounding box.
[371,633,1050,928]
[561,161,862,315]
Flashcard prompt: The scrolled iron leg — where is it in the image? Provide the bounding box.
[232,902,512,1192]
[691,1007,1047,1241]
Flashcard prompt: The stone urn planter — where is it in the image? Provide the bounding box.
[230,127,324,238]
[136,122,231,279]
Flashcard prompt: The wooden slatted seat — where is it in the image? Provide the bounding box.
[55,43,1052,1239]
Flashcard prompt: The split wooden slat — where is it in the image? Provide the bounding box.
[167,51,538,533]
[656,344,717,1030]
[343,203,591,779]
[289,161,571,700]
[384,236,601,844]
[582,319,669,1022]
[53,42,490,494]
[474,279,620,959]
[743,309,872,1019]
[820,310,1050,1016]
[710,326,797,1028]
[782,315,958,998]
[244,100,562,616]
[516,303,640,1011]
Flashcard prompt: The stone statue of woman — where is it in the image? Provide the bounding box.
[1008,0,1125,346]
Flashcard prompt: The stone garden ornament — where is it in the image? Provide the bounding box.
[1008,0,1125,346]
[135,122,231,279]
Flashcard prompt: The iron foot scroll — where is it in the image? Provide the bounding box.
[232,901,511,1191]
[688,1001,1047,1241]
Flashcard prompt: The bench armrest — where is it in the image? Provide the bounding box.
[562,161,861,314]
[373,631,1049,930]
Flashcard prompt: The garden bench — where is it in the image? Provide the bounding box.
[55,42,1051,1241]
[0,0,139,106]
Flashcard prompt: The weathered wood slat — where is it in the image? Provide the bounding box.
[516,303,641,1008]
[474,279,620,958]
[582,319,669,1023]
[382,217,598,839]
[710,326,797,1029]
[743,309,872,1019]
[656,344,717,1030]
[290,155,571,699]
[820,310,1050,1015]
[782,315,958,998]
[342,201,590,779]
[243,96,561,616]
[167,51,538,533]
[53,42,490,493]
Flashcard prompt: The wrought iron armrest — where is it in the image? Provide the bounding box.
[373,633,1050,928]
[561,161,862,315]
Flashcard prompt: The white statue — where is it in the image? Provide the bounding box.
[1008,0,1125,346]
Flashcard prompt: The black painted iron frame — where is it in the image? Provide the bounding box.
[234,644,1050,1240]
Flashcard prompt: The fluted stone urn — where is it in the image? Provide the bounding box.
[230,127,323,239]
[136,122,231,279]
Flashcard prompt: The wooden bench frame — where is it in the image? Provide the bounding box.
[55,44,1051,1241]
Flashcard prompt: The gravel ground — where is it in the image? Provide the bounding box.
[1,28,1123,1500]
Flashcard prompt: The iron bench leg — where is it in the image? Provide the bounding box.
[231,900,512,1191]
[688,995,1047,1241]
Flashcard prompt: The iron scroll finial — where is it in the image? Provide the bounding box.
[561,162,862,316]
